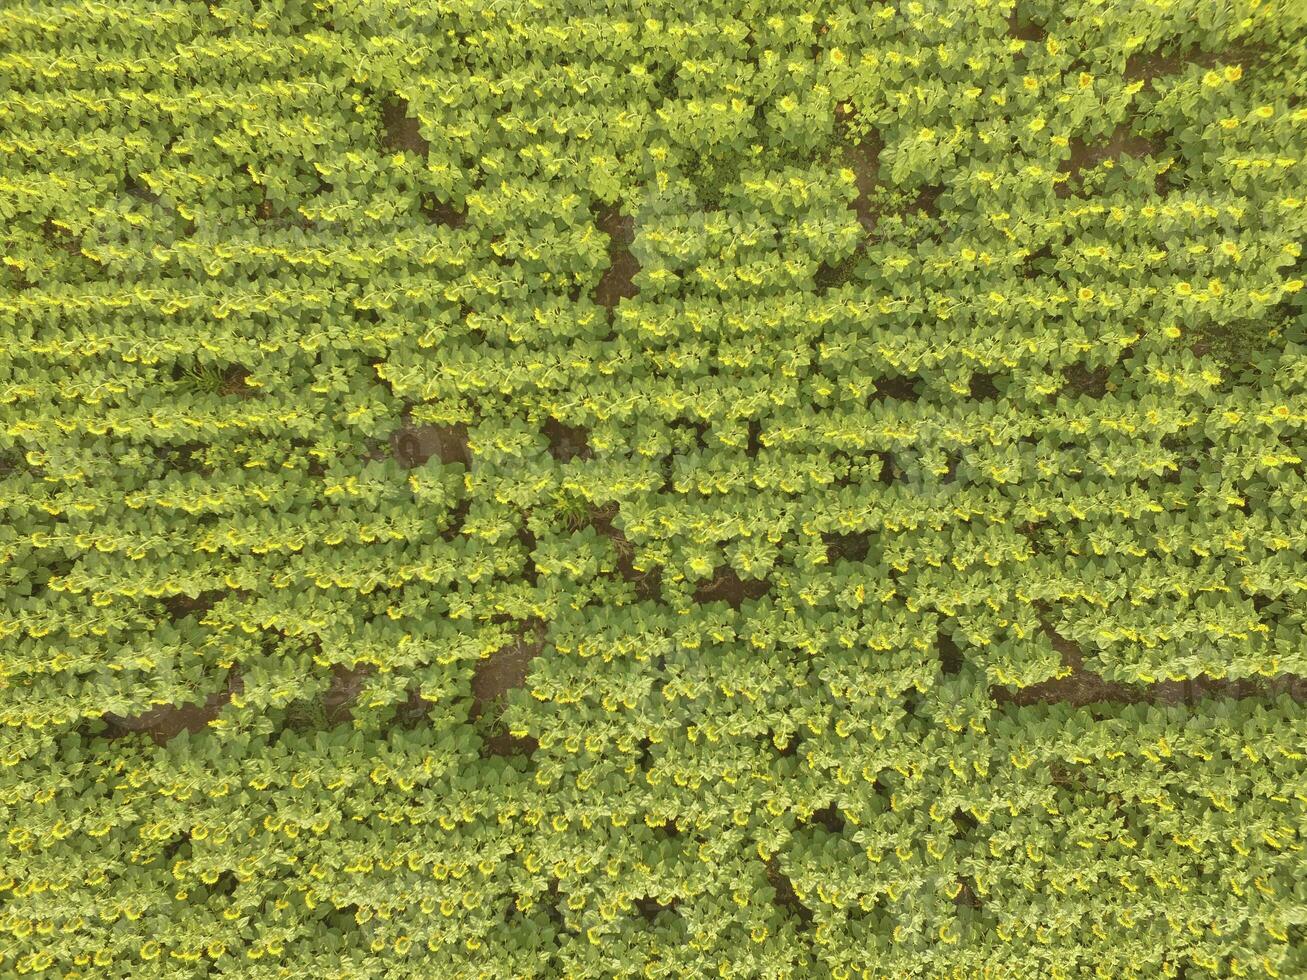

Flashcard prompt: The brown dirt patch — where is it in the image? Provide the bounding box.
[254,189,314,230]
[162,591,221,622]
[471,637,540,706]
[869,374,920,402]
[592,205,640,309]
[218,365,255,397]
[380,97,429,156]
[1007,9,1046,43]
[323,664,374,725]
[544,418,592,462]
[1057,125,1163,198]
[937,631,965,675]
[1157,674,1307,703]
[953,876,983,910]
[997,628,1138,707]
[104,671,242,744]
[1125,51,1189,82]
[125,172,160,205]
[814,256,851,289]
[590,505,661,599]
[633,895,679,921]
[764,857,813,927]
[1022,243,1055,279]
[421,195,467,228]
[841,137,881,233]
[823,530,871,564]
[906,183,943,219]
[808,802,846,833]
[471,623,546,755]
[693,567,770,608]
[596,205,635,246]
[1061,362,1110,399]
[1125,46,1263,84]
[391,423,470,468]
[969,371,1001,401]
[43,219,83,256]
[995,622,1307,707]
[394,685,436,727]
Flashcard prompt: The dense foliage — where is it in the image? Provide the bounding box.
[2,0,1306,976]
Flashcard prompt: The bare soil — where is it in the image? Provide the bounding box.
[322,664,374,725]
[937,631,964,675]
[1125,45,1264,83]
[394,685,436,727]
[994,624,1307,707]
[869,374,920,402]
[590,505,661,599]
[124,172,160,204]
[953,876,983,910]
[1057,125,1162,198]
[823,530,871,564]
[218,365,255,397]
[693,567,770,608]
[380,98,429,156]
[163,591,221,622]
[471,638,540,705]
[593,205,640,309]
[1125,51,1191,82]
[544,418,592,462]
[1007,9,1047,43]
[421,196,467,228]
[391,422,470,468]
[471,623,546,755]
[906,183,943,219]
[840,136,881,233]
[43,219,82,256]
[104,671,242,745]
[969,371,1001,401]
[764,856,814,928]
[1061,362,1111,399]
[997,628,1141,707]
[814,253,857,290]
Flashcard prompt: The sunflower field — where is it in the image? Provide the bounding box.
[1,0,1306,977]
